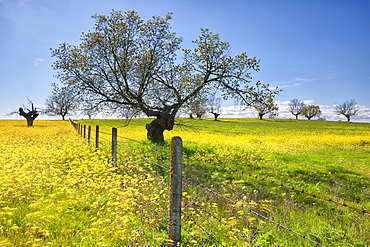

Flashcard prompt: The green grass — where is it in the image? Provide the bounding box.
[79,118,370,246]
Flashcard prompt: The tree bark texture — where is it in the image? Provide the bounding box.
[19,107,39,127]
[212,113,220,121]
[146,115,175,142]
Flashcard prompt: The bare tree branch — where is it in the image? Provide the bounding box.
[334,99,359,122]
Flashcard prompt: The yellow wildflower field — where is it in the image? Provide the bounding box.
[0,120,168,246]
[76,118,370,246]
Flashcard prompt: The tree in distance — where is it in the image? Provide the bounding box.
[300,105,321,120]
[289,99,305,119]
[334,99,359,122]
[51,10,280,142]
[207,95,222,121]
[252,98,278,120]
[45,83,77,120]
[79,96,100,119]
[185,95,207,119]
[14,98,40,126]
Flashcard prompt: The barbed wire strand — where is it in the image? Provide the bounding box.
[114,152,226,246]
[183,195,260,247]
[92,136,169,193]
[115,143,251,246]
[181,212,227,247]
[90,125,370,216]
[94,127,369,215]
[97,136,114,149]
[74,123,327,246]
[183,175,324,246]
[90,126,369,215]
[116,151,169,191]
[99,130,113,136]
[180,224,203,246]
[117,144,170,171]
[119,135,171,151]
[113,152,169,215]
[81,134,170,222]
[81,126,164,170]
[186,155,370,215]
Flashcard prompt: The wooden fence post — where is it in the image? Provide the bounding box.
[169,136,183,246]
[95,125,99,149]
[83,125,86,139]
[87,126,91,143]
[112,127,117,167]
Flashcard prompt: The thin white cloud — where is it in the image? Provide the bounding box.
[217,105,257,118]
[294,77,316,82]
[33,58,44,66]
[302,99,315,105]
[277,83,301,89]
[274,77,316,89]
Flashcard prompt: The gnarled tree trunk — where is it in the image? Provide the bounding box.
[212,112,220,121]
[146,115,175,142]
[19,104,39,126]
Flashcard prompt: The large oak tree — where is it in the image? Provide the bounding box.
[51,10,279,142]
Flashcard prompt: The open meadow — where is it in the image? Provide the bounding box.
[0,120,169,246]
[0,118,369,246]
[79,117,370,246]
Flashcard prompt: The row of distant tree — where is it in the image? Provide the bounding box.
[288,99,359,122]
[252,98,360,122]
[182,97,360,122]
[15,87,359,127]
[41,85,359,123]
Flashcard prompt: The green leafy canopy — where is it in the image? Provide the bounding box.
[51,10,281,140]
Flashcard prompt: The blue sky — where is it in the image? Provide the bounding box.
[1,0,370,122]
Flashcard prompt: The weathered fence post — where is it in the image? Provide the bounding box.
[169,136,183,246]
[83,125,86,139]
[95,125,99,149]
[112,127,117,167]
[87,126,91,143]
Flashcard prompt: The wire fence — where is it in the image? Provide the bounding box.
[69,120,369,246]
